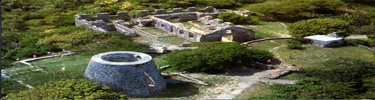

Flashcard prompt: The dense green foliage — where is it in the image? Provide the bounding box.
[1,0,148,67]
[218,12,259,24]
[288,18,351,37]
[1,79,29,97]
[250,78,326,99]
[342,0,375,4]
[1,25,149,67]
[244,0,345,21]
[346,39,374,47]
[287,37,304,49]
[350,25,375,35]
[251,58,375,99]
[2,79,127,99]
[164,42,273,73]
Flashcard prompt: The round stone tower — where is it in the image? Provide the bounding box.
[84,51,166,97]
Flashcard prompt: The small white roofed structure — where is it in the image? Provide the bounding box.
[304,35,344,47]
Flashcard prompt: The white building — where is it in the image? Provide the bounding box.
[304,35,344,47]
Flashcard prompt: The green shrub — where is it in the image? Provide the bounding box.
[303,58,375,99]
[287,41,303,49]
[218,12,259,25]
[346,39,374,47]
[288,18,351,37]
[308,0,345,14]
[244,0,345,22]
[250,78,326,99]
[305,58,375,82]
[25,19,45,26]
[350,25,375,35]
[1,79,29,97]
[2,79,127,99]
[188,0,237,9]
[342,0,375,4]
[287,37,304,49]
[164,42,273,73]
[252,58,375,99]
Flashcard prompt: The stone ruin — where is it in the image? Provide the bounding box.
[75,6,256,42]
[75,12,136,36]
[84,51,166,97]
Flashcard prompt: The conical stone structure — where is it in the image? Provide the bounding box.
[84,51,166,97]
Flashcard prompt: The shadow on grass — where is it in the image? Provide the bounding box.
[149,83,199,98]
[223,68,267,76]
[327,44,352,48]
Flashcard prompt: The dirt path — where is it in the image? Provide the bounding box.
[213,68,298,99]
[184,68,297,99]
[212,69,281,99]
[203,44,294,99]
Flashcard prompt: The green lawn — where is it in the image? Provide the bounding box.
[279,73,307,80]
[4,54,93,87]
[157,37,190,46]
[235,83,271,99]
[274,45,375,68]
[2,52,183,90]
[142,28,171,36]
[180,22,194,29]
[244,21,290,38]
[247,39,288,51]
[193,22,206,26]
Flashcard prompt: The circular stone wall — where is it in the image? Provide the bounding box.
[84,51,166,97]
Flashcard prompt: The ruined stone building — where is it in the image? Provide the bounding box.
[75,6,256,42]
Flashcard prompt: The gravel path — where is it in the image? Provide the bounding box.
[212,69,282,99]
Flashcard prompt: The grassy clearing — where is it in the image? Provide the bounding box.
[157,37,190,46]
[235,83,271,99]
[247,39,288,51]
[180,22,194,29]
[244,21,290,38]
[274,45,375,68]
[5,54,92,87]
[279,73,307,80]
[142,28,171,36]
[193,22,206,26]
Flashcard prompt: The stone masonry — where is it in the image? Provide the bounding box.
[84,51,166,97]
[75,6,255,42]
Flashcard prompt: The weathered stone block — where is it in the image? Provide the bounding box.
[116,11,130,21]
[208,19,223,25]
[75,14,93,20]
[93,20,107,27]
[172,8,184,12]
[187,7,199,12]
[96,12,110,22]
[199,16,213,24]
[178,14,197,22]
[204,6,215,13]
[154,9,167,14]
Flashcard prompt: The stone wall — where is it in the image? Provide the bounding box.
[75,6,255,42]
[151,16,201,42]
[201,25,255,42]
[113,20,137,36]
[84,51,166,97]
[134,6,220,18]
[75,12,135,35]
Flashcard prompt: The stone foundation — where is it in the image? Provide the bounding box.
[84,51,166,97]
